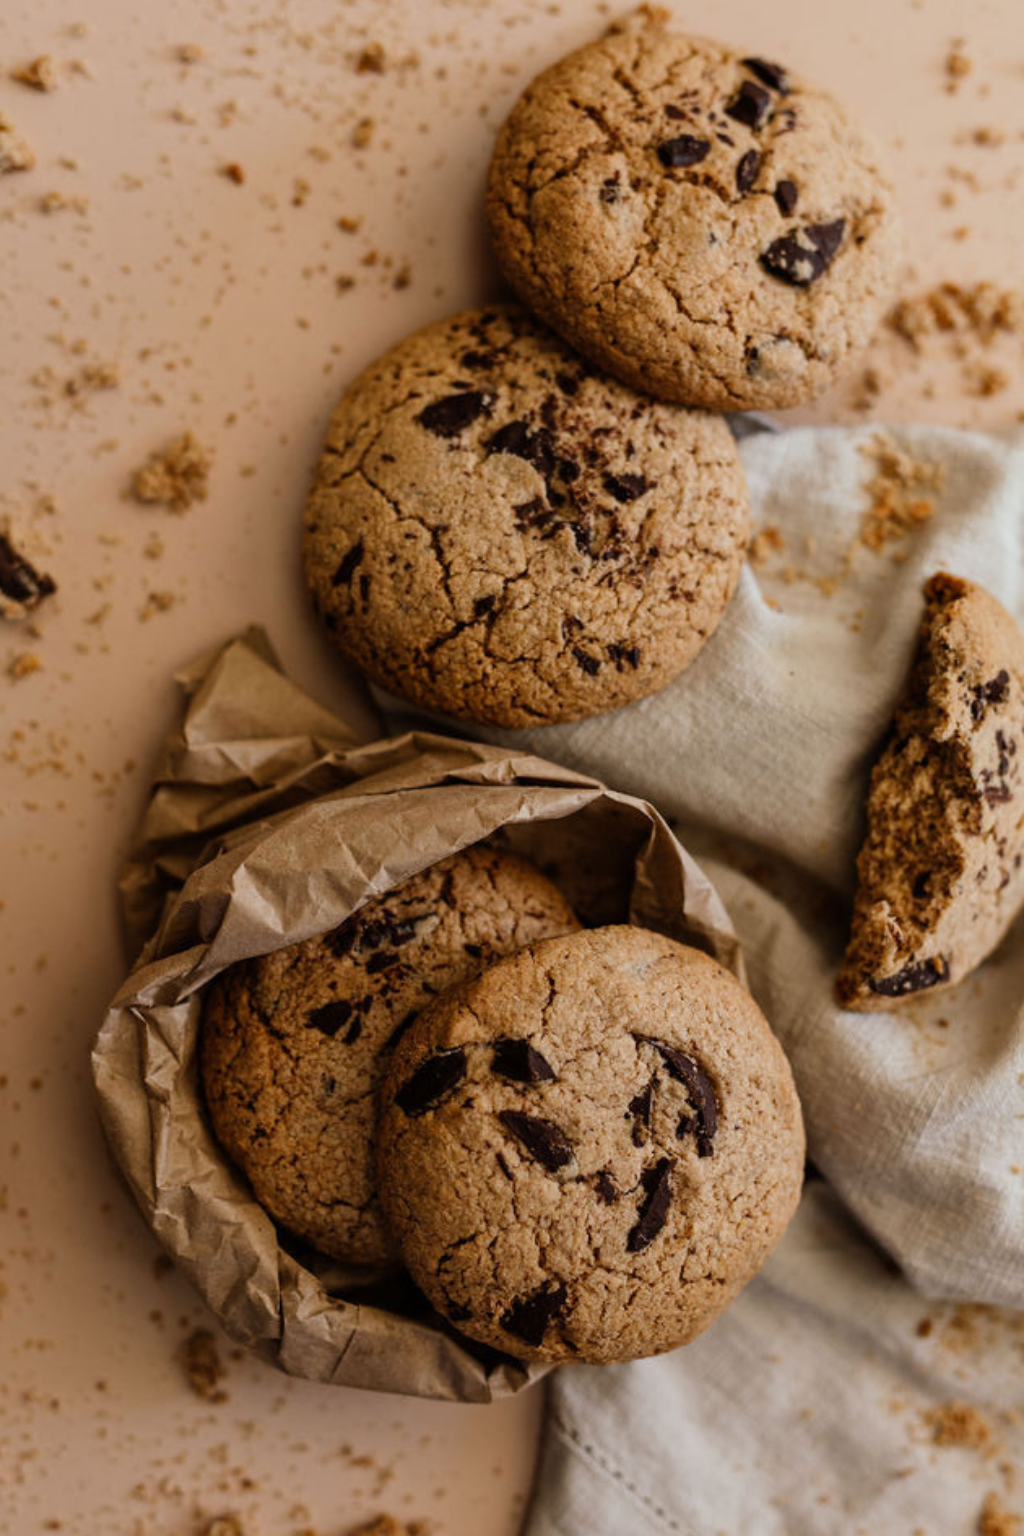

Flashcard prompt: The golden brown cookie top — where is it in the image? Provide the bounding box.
[200,846,579,1265]
[377,924,805,1363]
[487,11,902,410]
[303,304,749,728]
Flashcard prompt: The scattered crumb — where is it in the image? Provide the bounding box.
[888,283,1024,347]
[925,1401,994,1453]
[139,590,176,622]
[355,42,387,74]
[978,1493,1022,1536]
[0,114,35,174]
[179,1328,228,1403]
[336,274,356,293]
[749,525,785,568]
[39,190,91,215]
[348,1518,426,1536]
[142,532,165,560]
[352,117,375,150]
[221,162,245,184]
[65,360,118,395]
[857,434,945,552]
[11,55,58,92]
[7,651,43,681]
[392,264,412,291]
[292,175,311,207]
[337,215,362,233]
[177,42,204,64]
[131,432,211,512]
[945,40,972,92]
[199,1519,246,1536]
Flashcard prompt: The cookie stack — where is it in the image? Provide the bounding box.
[201,846,805,1365]
[303,9,902,729]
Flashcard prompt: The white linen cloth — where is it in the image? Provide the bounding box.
[381,424,1024,1533]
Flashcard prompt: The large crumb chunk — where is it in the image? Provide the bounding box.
[179,1327,228,1402]
[0,114,35,173]
[11,55,58,92]
[837,573,1024,1010]
[131,431,211,512]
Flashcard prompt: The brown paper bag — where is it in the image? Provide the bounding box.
[91,630,740,1402]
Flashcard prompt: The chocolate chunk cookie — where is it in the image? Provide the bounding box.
[377,925,804,1363]
[303,304,749,727]
[200,847,579,1265]
[838,573,1024,1010]
[486,10,902,410]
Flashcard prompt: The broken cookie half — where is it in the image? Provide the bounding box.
[837,571,1024,1010]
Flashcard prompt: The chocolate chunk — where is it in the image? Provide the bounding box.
[598,177,621,204]
[570,520,592,555]
[460,348,499,371]
[608,642,642,669]
[365,950,400,974]
[359,914,421,951]
[627,1157,674,1253]
[725,80,773,131]
[603,472,649,503]
[736,148,761,192]
[555,371,580,396]
[984,783,1013,805]
[418,391,492,437]
[657,135,711,168]
[642,1038,719,1157]
[970,670,1011,720]
[774,178,798,215]
[760,218,845,287]
[487,419,557,480]
[326,923,355,958]
[740,57,791,95]
[498,1110,575,1173]
[664,103,686,121]
[627,1080,654,1147]
[572,646,600,676]
[805,218,846,262]
[306,999,361,1043]
[868,956,949,998]
[492,1038,556,1084]
[514,496,554,529]
[559,457,581,481]
[595,1171,618,1204]
[500,1281,568,1347]
[395,1047,467,1115]
[0,532,57,609]
[473,594,496,618]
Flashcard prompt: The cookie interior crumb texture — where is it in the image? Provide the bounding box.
[486,9,902,410]
[200,846,579,1265]
[303,304,749,727]
[838,573,1024,1010]
[377,925,804,1364]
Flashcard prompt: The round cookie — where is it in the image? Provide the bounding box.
[200,846,579,1266]
[376,925,805,1363]
[303,304,749,727]
[486,11,902,411]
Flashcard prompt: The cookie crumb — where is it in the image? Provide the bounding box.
[944,40,972,91]
[355,43,387,74]
[338,214,362,233]
[0,114,35,173]
[179,1328,228,1403]
[139,590,176,622]
[352,117,375,150]
[177,42,204,64]
[857,434,945,552]
[11,55,58,92]
[925,1401,993,1453]
[978,1493,1022,1536]
[749,525,784,568]
[200,1519,246,1536]
[221,162,245,185]
[131,432,211,511]
[348,1519,425,1536]
[8,651,43,681]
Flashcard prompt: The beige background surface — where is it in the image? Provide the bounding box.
[1,0,1022,1532]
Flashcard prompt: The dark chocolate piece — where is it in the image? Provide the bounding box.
[500,1281,568,1347]
[603,472,648,503]
[306,999,359,1041]
[418,391,492,437]
[641,1038,719,1157]
[395,1047,467,1115]
[627,1081,654,1147]
[725,80,773,131]
[868,956,950,998]
[760,218,846,287]
[0,532,57,609]
[774,178,798,215]
[736,148,761,192]
[657,135,711,168]
[498,1110,575,1173]
[627,1157,675,1252]
[740,57,791,95]
[492,1038,556,1084]
[572,646,600,676]
[970,670,1011,721]
[487,419,556,479]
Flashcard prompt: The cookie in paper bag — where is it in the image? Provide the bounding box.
[200,845,579,1265]
[377,925,804,1363]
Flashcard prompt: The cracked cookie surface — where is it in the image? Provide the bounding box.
[376,925,804,1363]
[303,304,748,727]
[838,573,1024,1011]
[200,846,579,1265]
[486,10,902,410]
